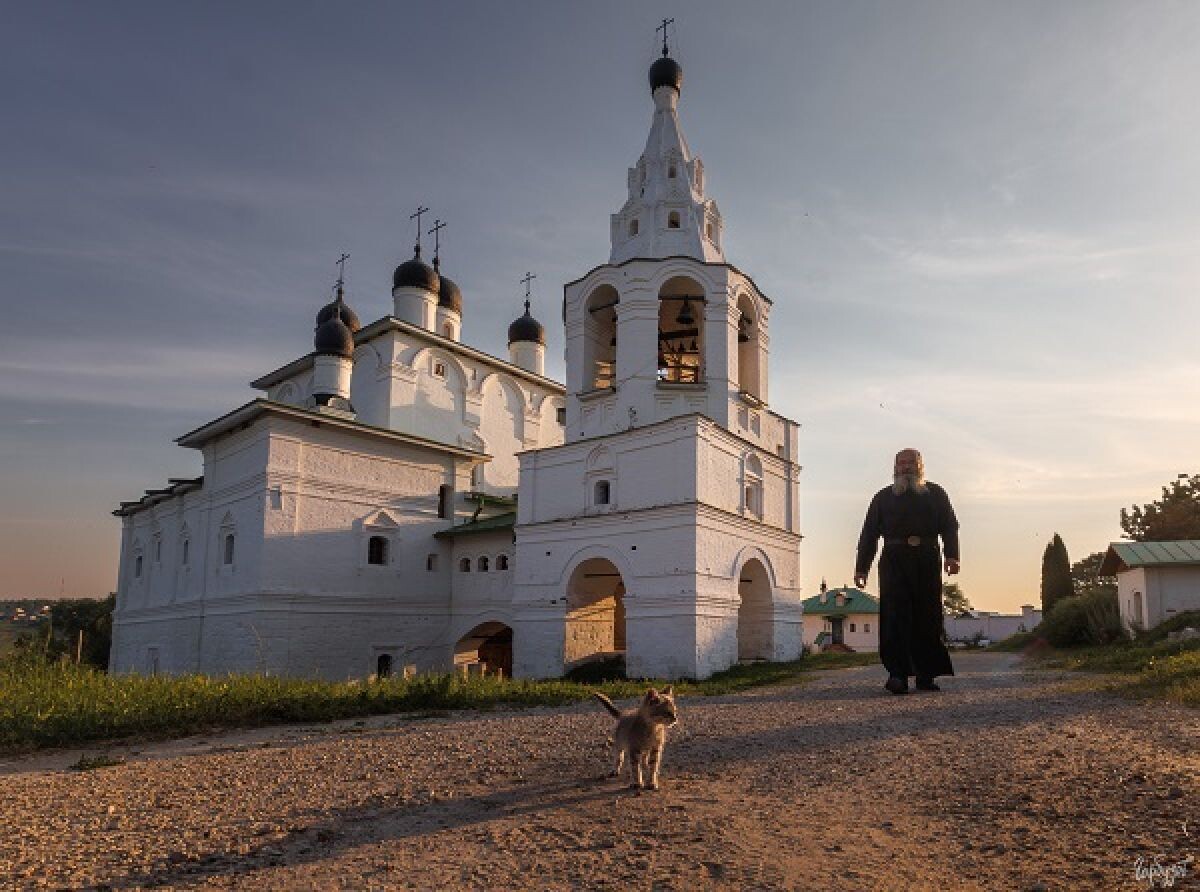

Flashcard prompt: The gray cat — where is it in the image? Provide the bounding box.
[593,687,678,791]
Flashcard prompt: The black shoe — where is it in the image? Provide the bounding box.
[884,675,909,695]
[915,677,941,691]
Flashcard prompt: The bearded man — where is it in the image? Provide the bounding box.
[854,448,960,695]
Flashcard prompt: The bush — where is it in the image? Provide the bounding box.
[1038,590,1124,647]
[1132,609,1200,645]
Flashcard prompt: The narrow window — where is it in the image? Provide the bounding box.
[668,164,677,179]
[135,554,143,578]
[426,553,438,572]
[438,484,450,519]
[377,654,393,679]
[497,555,509,571]
[181,540,190,566]
[850,623,856,633]
[367,536,389,566]
[629,219,639,237]
[459,557,471,573]
[442,323,454,339]
[594,480,611,505]
[223,533,235,566]
[478,556,490,572]
[154,538,162,562]
[668,211,680,229]
[433,361,446,379]
[864,623,870,633]
[556,406,566,425]
[706,221,714,240]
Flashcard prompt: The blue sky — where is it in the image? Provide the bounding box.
[3,2,1199,609]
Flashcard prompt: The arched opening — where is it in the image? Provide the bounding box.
[478,555,490,572]
[496,554,510,571]
[658,276,705,384]
[455,622,513,678]
[737,558,774,662]
[736,293,762,398]
[583,285,618,391]
[565,557,627,670]
[376,653,393,678]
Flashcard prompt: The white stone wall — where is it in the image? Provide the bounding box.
[944,607,1040,643]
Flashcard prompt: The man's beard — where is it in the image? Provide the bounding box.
[893,472,927,495]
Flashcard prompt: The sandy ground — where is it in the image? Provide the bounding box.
[1,651,1196,891]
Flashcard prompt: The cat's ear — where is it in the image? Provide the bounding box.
[663,685,674,697]
[644,687,658,701]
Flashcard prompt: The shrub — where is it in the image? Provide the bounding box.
[1133,609,1200,645]
[1038,590,1123,647]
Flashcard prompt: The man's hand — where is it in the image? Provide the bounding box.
[945,559,960,575]
[853,573,867,588]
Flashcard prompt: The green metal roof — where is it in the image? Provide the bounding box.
[801,586,880,615]
[1100,540,1200,575]
[434,512,517,538]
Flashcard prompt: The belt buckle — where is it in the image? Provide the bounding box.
[906,535,921,546]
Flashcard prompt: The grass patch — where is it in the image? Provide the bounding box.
[1019,637,1200,708]
[0,650,876,753]
[69,753,126,771]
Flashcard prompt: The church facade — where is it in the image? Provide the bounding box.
[109,44,804,681]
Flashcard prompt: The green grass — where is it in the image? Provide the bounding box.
[0,650,876,753]
[1016,637,1200,708]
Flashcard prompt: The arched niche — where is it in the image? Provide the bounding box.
[737,557,774,661]
[564,557,627,669]
[583,285,619,391]
[657,275,706,384]
[736,292,763,399]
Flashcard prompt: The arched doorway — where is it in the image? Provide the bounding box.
[737,558,774,662]
[376,653,394,678]
[455,622,513,678]
[565,557,627,669]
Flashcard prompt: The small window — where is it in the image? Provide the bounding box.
[745,485,761,516]
[438,484,450,519]
[706,221,714,240]
[864,623,870,633]
[668,164,677,179]
[497,554,509,571]
[134,554,143,578]
[470,465,480,488]
[367,536,389,566]
[376,653,393,678]
[426,553,438,572]
[181,539,190,566]
[154,538,162,562]
[223,533,235,566]
[850,623,856,633]
[556,406,566,425]
[433,361,446,379]
[442,323,454,339]
[594,480,611,505]
[459,557,471,572]
[668,211,680,229]
[629,219,639,237]
[478,556,490,572]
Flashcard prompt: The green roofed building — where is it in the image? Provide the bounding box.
[1099,540,1200,633]
[801,583,880,653]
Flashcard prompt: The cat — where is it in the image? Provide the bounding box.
[593,687,678,791]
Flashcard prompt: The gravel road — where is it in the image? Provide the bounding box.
[1,651,1196,891]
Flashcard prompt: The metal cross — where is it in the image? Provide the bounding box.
[334,252,350,287]
[520,271,536,299]
[410,205,430,250]
[657,17,674,56]
[428,219,447,257]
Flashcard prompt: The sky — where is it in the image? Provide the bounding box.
[2,1,1199,611]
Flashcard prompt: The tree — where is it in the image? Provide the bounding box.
[1070,551,1117,598]
[48,595,115,669]
[1120,473,1200,541]
[1040,534,1073,615]
[941,582,972,616]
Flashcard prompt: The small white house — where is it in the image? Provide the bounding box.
[801,585,879,652]
[1099,541,1200,634]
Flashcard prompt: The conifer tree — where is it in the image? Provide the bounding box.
[1040,534,1073,615]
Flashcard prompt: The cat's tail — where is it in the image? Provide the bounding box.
[592,692,621,719]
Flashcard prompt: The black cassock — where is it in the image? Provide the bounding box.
[855,482,959,680]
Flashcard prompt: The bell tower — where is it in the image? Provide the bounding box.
[512,29,803,681]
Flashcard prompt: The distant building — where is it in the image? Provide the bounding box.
[1100,541,1200,634]
[943,605,1040,644]
[801,583,879,652]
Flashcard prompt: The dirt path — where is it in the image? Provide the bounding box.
[1,652,1196,891]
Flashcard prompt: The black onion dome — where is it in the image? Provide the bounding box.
[314,316,354,357]
[437,274,463,314]
[649,55,683,93]
[392,249,440,292]
[508,302,545,346]
[315,288,361,332]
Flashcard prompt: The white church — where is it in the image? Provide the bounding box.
[110,41,804,681]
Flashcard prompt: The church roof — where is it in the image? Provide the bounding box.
[434,511,516,538]
[802,587,880,615]
[175,398,492,461]
[1099,540,1200,575]
[113,476,204,517]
